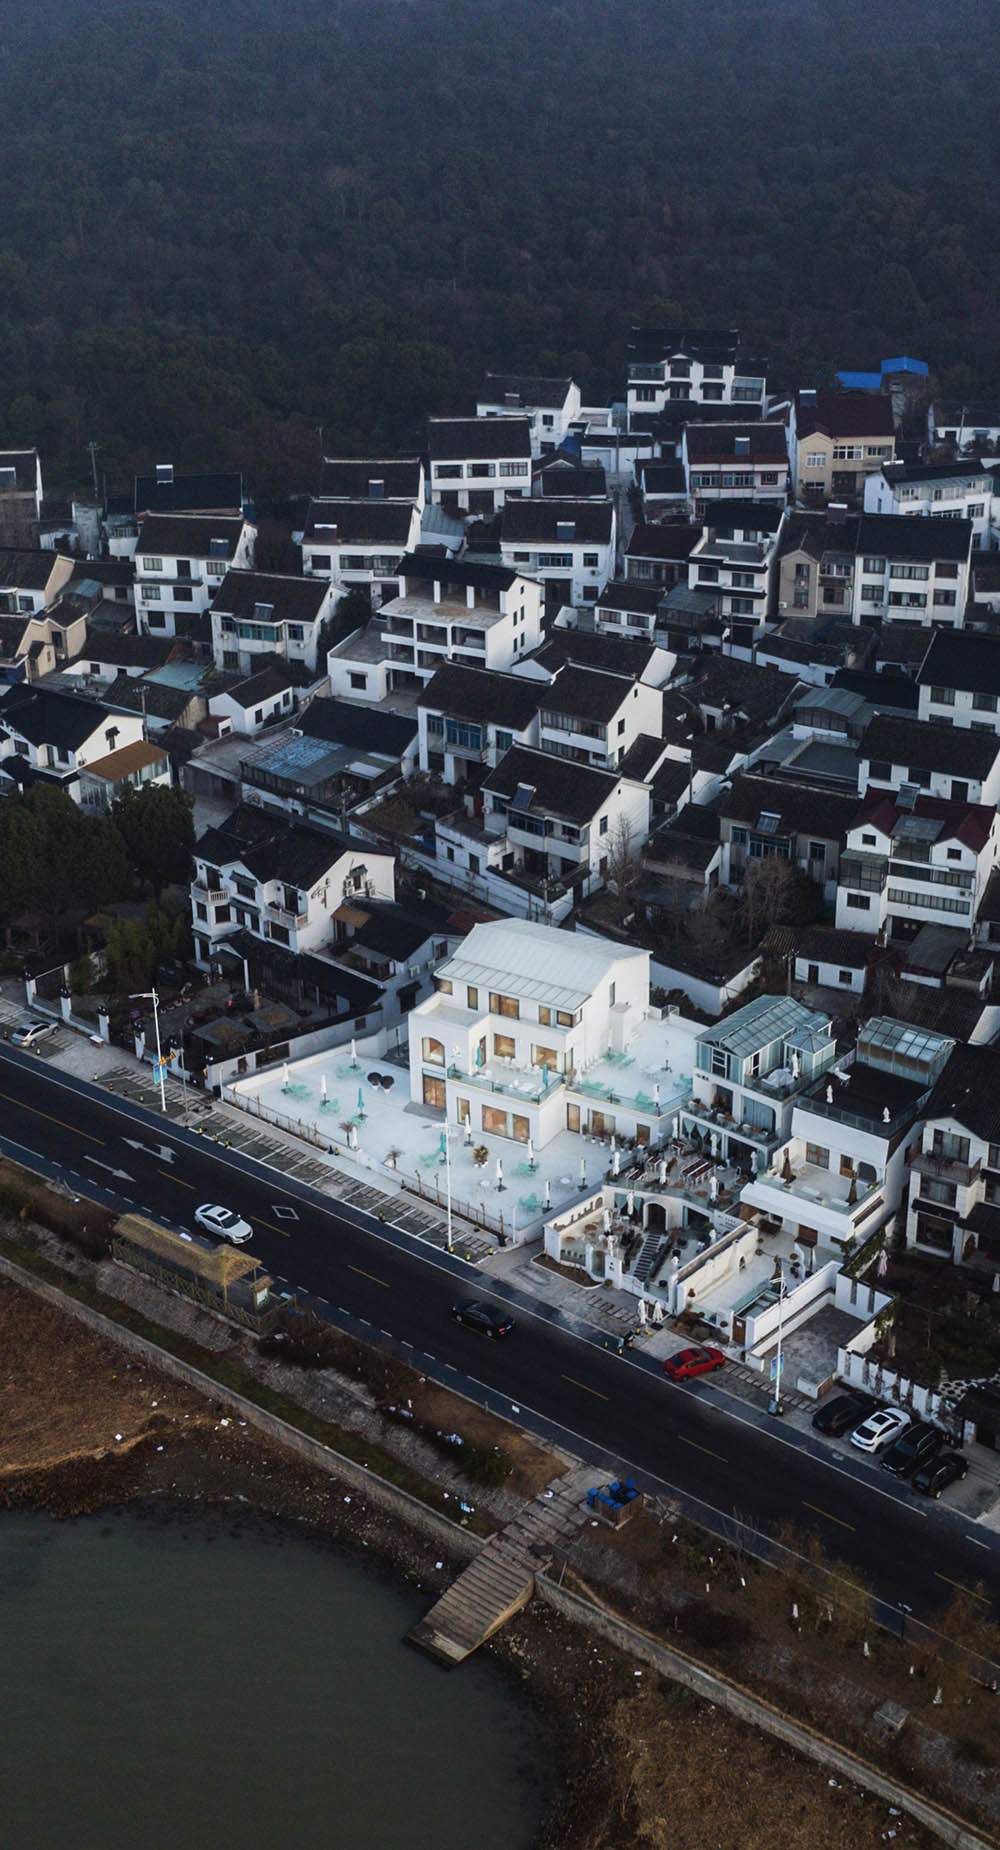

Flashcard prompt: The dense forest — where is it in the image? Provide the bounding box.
[1,0,999,493]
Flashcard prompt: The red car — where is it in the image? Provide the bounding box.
[663,1344,726,1382]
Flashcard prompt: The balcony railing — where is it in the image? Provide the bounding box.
[912,1150,981,1188]
[191,881,230,906]
[266,902,309,927]
[445,1062,562,1104]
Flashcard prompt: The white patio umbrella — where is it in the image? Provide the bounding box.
[320,1073,327,1100]
[579,1155,586,1188]
[527,1135,535,1168]
[637,1297,647,1327]
[612,1149,621,1177]
[496,1157,505,1191]
[653,1082,661,1110]
[350,1038,357,1065]
[877,1247,889,1279]
[602,1208,612,1233]
[543,1178,551,1210]
[626,1189,635,1217]
[282,1062,290,1089]
[658,1158,667,1186]
[709,1173,719,1202]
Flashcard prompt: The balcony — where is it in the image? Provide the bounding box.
[446,1061,563,1105]
[191,880,230,906]
[266,901,309,928]
[912,1150,981,1189]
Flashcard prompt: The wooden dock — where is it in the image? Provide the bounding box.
[408,1464,594,1665]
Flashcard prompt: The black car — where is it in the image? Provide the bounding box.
[881,1419,944,1478]
[451,1300,515,1338]
[811,1392,878,1436]
[912,1451,969,1499]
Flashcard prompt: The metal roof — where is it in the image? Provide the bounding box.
[698,993,830,1058]
[437,919,646,1014]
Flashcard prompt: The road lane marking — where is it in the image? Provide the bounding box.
[934,1571,990,1603]
[0,1091,103,1145]
[348,1263,390,1289]
[160,1169,194,1188]
[802,1500,855,1533]
[561,1374,608,1401]
[678,1435,728,1464]
[255,1217,292,1238]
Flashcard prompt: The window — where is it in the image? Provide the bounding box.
[832,445,862,460]
[808,841,825,863]
[142,557,163,572]
[846,893,871,910]
[533,1044,559,1070]
[838,969,852,986]
[932,1129,970,1164]
[538,1005,551,1026]
[933,590,957,607]
[349,672,367,690]
[805,1143,830,1169]
[868,760,891,782]
[969,503,985,518]
[556,1010,576,1028]
[467,986,478,1010]
[759,471,779,485]
[310,554,331,570]
[495,729,513,752]
[173,585,193,602]
[435,977,453,994]
[499,462,528,477]
[435,464,462,480]
[288,624,304,641]
[482,1105,508,1136]
[538,553,572,569]
[599,815,609,835]
[935,561,959,577]
[582,553,599,568]
[730,826,748,845]
[805,452,826,468]
[923,1179,958,1207]
[468,462,495,478]
[929,685,955,705]
[862,557,886,574]
[493,1032,516,1059]
[891,564,929,581]
[489,992,519,1019]
[141,586,161,602]
[422,1036,445,1066]
[973,693,998,712]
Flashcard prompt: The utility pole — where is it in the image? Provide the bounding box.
[86,441,101,502]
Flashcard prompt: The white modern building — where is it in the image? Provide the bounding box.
[135,513,255,634]
[678,994,838,1175]
[476,376,581,456]
[427,418,532,516]
[499,498,616,608]
[865,459,995,550]
[210,570,338,675]
[904,1041,1000,1271]
[835,791,1000,940]
[299,498,421,606]
[626,327,766,423]
[917,631,1000,735]
[328,557,544,703]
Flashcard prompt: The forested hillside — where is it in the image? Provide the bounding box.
[2,0,999,489]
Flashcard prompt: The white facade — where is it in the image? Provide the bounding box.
[679,994,838,1172]
[482,753,652,884]
[0,696,146,797]
[407,917,651,1147]
[208,680,296,737]
[687,517,780,647]
[626,332,766,424]
[135,516,255,635]
[191,837,396,967]
[427,418,533,515]
[499,503,616,608]
[536,673,662,771]
[835,800,1000,937]
[476,378,581,456]
[905,1099,1000,1268]
[300,501,422,604]
[328,566,543,704]
[210,571,337,676]
[865,463,995,550]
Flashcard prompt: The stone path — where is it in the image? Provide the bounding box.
[409,1462,596,1665]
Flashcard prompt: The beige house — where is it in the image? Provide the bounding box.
[790,391,896,506]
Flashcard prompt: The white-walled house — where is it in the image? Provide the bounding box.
[742,1015,950,1257]
[626,327,766,423]
[190,809,395,969]
[407,917,650,1148]
[318,457,425,512]
[476,376,581,456]
[904,1042,1000,1272]
[300,498,421,606]
[0,685,146,800]
[135,513,255,634]
[210,570,337,676]
[535,664,661,770]
[418,663,541,783]
[480,743,651,888]
[682,423,789,509]
[499,498,616,608]
[864,459,994,550]
[917,631,1000,735]
[328,557,543,703]
[835,791,1000,940]
[858,714,1000,807]
[427,417,532,516]
[208,667,297,737]
[679,994,838,1174]
[686,502,784,653]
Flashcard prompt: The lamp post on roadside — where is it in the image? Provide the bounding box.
[769,1258,786,1417]
[130,988,166,1113]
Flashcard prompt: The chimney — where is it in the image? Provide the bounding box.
[799,389,817,408]
[734,435,750,455]
[155,463,174,485]
[827,502,848,525]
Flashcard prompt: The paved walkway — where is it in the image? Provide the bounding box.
[409,1462,596,1664]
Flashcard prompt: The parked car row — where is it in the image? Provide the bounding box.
[812,1392,967,1498]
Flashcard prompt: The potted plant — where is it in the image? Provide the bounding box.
[471,1144,489,1168]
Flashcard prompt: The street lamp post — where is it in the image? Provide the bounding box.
[444,1122,453,1253]
[130,988,166,1113]
[769,1260,786,1417]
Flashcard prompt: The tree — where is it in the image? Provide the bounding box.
[113,785,195,895]
[605,816,643,923]
[740,854,797,948]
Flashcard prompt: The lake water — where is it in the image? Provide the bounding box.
[0,1507,554,1850]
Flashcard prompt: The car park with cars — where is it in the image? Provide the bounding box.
[663,1345,726,1382]
[849,1406,911,1454]
[451,1300,515,1338]
[194,1204,252,1243]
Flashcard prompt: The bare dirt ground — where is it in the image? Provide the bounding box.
[0,1272,959,1850]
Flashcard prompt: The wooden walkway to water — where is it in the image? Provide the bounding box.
[408,1464,595,1665]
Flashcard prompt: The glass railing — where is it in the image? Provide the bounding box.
[446,1063,562,1103]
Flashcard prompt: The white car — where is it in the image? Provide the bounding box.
[849,1407,911,1454]
[11,1020,56,1048]
[194,1203,252,1244]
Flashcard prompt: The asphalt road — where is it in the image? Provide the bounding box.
[1,1045,998,1625]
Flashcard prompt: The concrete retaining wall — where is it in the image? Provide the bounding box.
[0,1252,483,1564]
[535,1575,995,1850]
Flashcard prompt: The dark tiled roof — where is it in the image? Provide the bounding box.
[318,458,422,500]
[881,457,991,484]
[0,450,39,491]
[500,499,613,544]
[396,553,518,593]
[541,663,634,723]
[618,734,667,781]
[857,512,972,562]
[299,696,416,757]
[860,714,1000,780]
[699,499,784,534]
[0,548,58,591]
[649,757,692,805]
[652,402,764,433]
[795,392,895,439]
[595,580,662,616]
[628,326,742,366]
[218,666,295,708]
[427,417,532,460]
[529,630,656,677]
[794,925,875,966]
[483,744,619,825]
[685,658,800,728]
[211,570,329,623]
[348,898,452,962]
[481,374,573,409]
[134,470,244,515]
[136,513,247,558]
[102,675,196,722]
[638,462,687,494]
[418,663,540,731]
[685,422,787,460]
[625,522,700,560]
[538,467,607,498]
[832,668,920,712]
[0,685,116,752]
[302,499,416,544]
[68,559,134,589]
[923,1043,1000,1144]
[916,629,1000,697]
[720,772,858,839]
[196,805,360,888]
[69,634,176,670]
